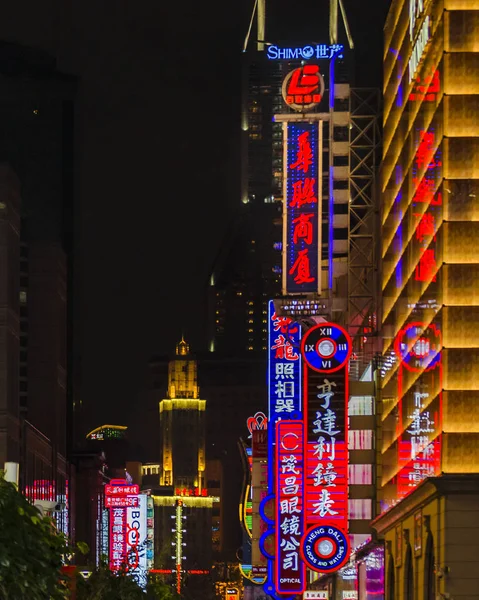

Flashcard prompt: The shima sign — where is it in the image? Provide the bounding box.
[282,121,322,295]
[300,323,351,573]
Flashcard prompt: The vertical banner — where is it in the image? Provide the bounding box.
[395,322,442,499]
[283,120,322,295]
[263,300,304,596]
[126,494,148,588]
[276,420,306,595]
[300,323,351,573]
[110,507,126,571]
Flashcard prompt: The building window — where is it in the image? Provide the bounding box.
[349,464,372,485]
[349,396,373,416]
[348,429,373,449]
[348,499,372,520]
[404,545,413,600]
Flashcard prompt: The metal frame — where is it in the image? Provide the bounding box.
[348,88,381,378]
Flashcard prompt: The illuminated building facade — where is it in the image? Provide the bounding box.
[373,1,479,599]
[140,339,217,595]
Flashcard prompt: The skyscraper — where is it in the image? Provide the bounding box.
[372,1,479,598]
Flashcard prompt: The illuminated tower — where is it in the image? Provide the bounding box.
[159,338,206,490]
[372,1,479,598]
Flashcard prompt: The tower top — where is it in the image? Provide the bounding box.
[176,336,190,356]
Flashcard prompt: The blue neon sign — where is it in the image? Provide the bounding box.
[267,43,344,61]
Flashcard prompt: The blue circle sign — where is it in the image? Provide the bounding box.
[301,525,350,572]
[301,323,351,373]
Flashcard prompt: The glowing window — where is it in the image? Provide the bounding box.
[348,499,372,520]
[349,396,373,416]
[349,464,372,485]
[348,430,373,450]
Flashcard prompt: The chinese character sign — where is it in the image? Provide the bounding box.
[109,506,127,572]
[276,420,306,595]
[283,121,322,295]
[300,323,351,573]
[268,300,302,426]
[395,322,442,499]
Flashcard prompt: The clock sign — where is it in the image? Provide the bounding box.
[301,323,351,373]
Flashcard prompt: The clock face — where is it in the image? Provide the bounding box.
[301,323,351,373]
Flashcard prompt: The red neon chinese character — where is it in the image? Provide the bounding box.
[202,489,207,497]
[272,312,298,335]
[289,248,315,285]
[415,248,437,282]
[290,179,317,208]
[415,131,435,169]
[413,177,442,205]
[290,131,313,173]
[292,213,314,244]
[271,335,300,360]
[414,212,436,243]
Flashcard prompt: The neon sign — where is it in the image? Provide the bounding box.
[408,0,430,82]
[283,122,322,294]
[282,65,325,112]
[267,43,343,61]
[247,411,267,437]
[126,495,148,588]
[264,300,303,597]
[275,420,306,595]
[300,324,351,573]
[395,323,442,499]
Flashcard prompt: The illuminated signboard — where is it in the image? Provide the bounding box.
[264,300,303,596]
[146,496,155,570]
[174,487,208,497]
[276,420,306,595]
[126,494,148,588]
[409,70,440,103]
[395,322,442,498]
[105,483,139,496]
[268,300,302,424]
[106,495,139,508]
[110,506,126,572]
[300,323,351,573]
[247,411,267,437]
[282,65,325,112]
[252,430,268,578]
[282,121,322,295]
[267,43,343,61]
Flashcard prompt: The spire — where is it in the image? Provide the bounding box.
[176,336,190,356]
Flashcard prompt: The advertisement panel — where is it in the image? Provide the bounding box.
[252,430,268,577]
[282,121,322,295]
[300,323,351,573]
[126,494,148,588]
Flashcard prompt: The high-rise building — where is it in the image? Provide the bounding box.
[371,1,479,599]
[0,165,21,467]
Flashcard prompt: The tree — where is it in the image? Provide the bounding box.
[0,473,71,599]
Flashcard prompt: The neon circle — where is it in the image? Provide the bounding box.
[301,525,350,573]
[394,322,441,373]
[301,323,351,373]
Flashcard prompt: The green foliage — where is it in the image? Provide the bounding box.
[76,562,178,600]
[0,473,71,600]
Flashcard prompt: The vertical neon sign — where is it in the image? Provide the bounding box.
[276,420,305,595]
[300,323,351,573]
[283,122,322,295]
[263,300,303,597]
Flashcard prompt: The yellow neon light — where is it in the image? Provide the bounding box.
[86,424,127,438]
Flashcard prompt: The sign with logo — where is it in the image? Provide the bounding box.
[126,495,148,588]
[282,65,325,112]
[267,43,343,61]
[283,121,322,294]
[300,323,351,573]
[276,420,306,595]
[247,411,267,437]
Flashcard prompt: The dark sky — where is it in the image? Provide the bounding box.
[0,0,388,436]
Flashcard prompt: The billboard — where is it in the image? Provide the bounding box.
[282,121,322,295]
[300,323,351,573]
[126,494,148,588]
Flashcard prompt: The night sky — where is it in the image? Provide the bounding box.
[0,0,388,437]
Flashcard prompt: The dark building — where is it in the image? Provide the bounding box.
[0,41,77,538]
